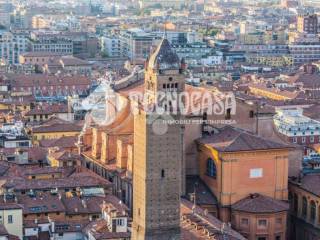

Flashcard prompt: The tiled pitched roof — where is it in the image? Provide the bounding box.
[197,126,291,152]
[32,122,82,133]
[181,199,246,240]
[0,224,8,236]
[39,136,77,148]
[25,103,68,116]
[6,74,90,88]
[0,199,23,211]
[291,174,320,197]
[18,192,66,214]
[62,196,107,215]
[3,174,111,191]
[231,193,289,213]
[84,219,131,240]
[48,150,81,162]
[148,38,180,70]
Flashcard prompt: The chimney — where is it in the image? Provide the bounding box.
[304,64,316,74]
[82,199,87,209]
[180,58,186,71]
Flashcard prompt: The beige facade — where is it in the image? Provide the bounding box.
[289,178,320,240]
[0,207,23,239]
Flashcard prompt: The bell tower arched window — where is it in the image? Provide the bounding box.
[310,200,316,222]
[206,158,217,178]
[302,197,308,218]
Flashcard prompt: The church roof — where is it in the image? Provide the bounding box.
[148,38,180,70]
[197,126,292,152]
[232,193,289,213]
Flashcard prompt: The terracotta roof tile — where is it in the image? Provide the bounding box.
[197,126,291,152]
[39,136,77,148]
[291,174,320,197]
[232,193,289,213]
[32,122,82,133]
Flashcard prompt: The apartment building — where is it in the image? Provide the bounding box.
[297,14,318,34]
[0,200,23,240]
[274,108,320,145]
[119,28,154,60]
[0,30,28,64]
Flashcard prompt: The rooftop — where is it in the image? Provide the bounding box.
[197,126,291,152]
[232,193,289,213]
[148,38,181,70]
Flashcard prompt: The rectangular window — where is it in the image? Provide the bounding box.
[302,137,306,143]
[257,237,267,240]
[117,219,124,226]
[250,168,263,178]
[8,215,13,224]
[258,219,267,227]
[241,218,249,225]
[276,218,282,225]
[310,136,315,143]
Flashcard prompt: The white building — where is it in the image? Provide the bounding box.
[0,30,28,64]
[274,108,320,144]
[0,198,23,240]
[201,55,223,66]
[119,28,154,60]
[289,43,320,65]
[100,35,121,58]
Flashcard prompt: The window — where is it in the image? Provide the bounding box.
[302,137,306,143]
[241,218,249,225]
[249,110,254,118]
[161,169,165,178]
[206,158,217,178]
[275,236,281,240]
[257,237,267,240]
[225,108,231,120]
[117,219,124,226]
[250,168,263,178]
[258,219,267,228]
[310,200,316,222]
[302,197,308,218]
[310,136,315,143]
[293,137,297,143]
[294,194,298,213]
[7,215,13,224]
[276,218,282,225]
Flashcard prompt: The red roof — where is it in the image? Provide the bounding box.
[232,193,289,213]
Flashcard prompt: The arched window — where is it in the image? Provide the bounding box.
[206,158,217,178]
[302,197,308,218]
[293,194,298,214]
[310,201,316,222]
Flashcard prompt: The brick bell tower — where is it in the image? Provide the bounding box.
[132,38,186,240]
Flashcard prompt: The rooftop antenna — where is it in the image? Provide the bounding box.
[163,15,168,39]
[163,20,167,39]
